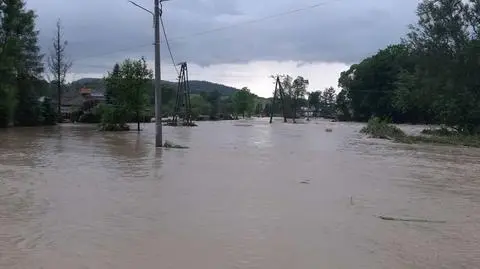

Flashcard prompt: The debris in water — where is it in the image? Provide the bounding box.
[325,128,333,132]
[163,140,189,149]
[300,179,310,184]
[376,215,446,223]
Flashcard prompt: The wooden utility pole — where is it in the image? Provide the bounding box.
[269,76,287,123]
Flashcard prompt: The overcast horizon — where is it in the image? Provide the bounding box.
[27,0,419,97]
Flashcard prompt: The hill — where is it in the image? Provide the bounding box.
[69,78,239,96]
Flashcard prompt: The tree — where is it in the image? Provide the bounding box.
[404,0,480,133]
[334,0,480,133]
[190,94,211,118]
[40,96,57,125]
[337,44,416,122]
[203,90,221,119]
[106,63,119,104]
[291,76,308,123]
[103,57,153,131]
[335,89,351,121]
[47,19,72,122]
[0,0,44,127]
[232,87,255,118]
[14,74,42,126]
[308,91,321,117]
[320,87,336,118]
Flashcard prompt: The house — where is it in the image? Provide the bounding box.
[79,87,106,112]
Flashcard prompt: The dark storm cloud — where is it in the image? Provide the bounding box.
[27,0,419,74]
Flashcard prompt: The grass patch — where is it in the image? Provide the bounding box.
[412,127,480,147]
[361,118,480,147]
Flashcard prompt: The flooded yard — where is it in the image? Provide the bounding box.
[1,118,479,269]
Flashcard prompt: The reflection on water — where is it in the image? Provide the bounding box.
[1,119,480,269]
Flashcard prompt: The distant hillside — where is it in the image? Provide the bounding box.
[189,80,238,95]
[69,78,239,96]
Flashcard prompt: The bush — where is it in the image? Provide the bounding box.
[360,117,406,139]
[78,112,101,123]
[40,98,57,125]
[99,104,130,131]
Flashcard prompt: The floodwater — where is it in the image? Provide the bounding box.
[1,118,479,269]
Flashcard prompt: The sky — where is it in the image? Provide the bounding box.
[26,0,419,97]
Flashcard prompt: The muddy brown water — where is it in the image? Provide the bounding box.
[1,118,479,269]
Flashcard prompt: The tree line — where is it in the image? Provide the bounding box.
[100,58,262,131]
[336,0,480,134]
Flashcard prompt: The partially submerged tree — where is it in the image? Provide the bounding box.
[320,87,336,118]
[232,87,255,118]
[291,76,308,123]
[308,91,321,118]
[47,19,72,123]
[103,57,153,131]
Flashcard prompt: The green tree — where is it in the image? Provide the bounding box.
[0,86,16,127]
[335,89,351,121]
[14,75,42,126]
[190,94,211,118]
[338,44,415,122]
[232,87,255,118]
[405,0,480,133]
[308,91,321,117]
[103,57,153,131]
[105,63,119,104]
[202,90,221,119]
[291,76,308,123]
[40,96,57,125]
[0,0,43,127]
[320,87,336,118]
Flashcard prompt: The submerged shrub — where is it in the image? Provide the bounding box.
[360,117,406,139]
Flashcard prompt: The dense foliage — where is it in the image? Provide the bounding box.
[102,58,153,131]
[0,0,56,127]
[337,0,480,134]
[232,87,256,118]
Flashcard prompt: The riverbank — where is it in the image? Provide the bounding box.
[361,117,480,148]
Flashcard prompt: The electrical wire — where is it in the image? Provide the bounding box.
[71,0,340,63]
[168,0,341,42]
[160,15,179,75]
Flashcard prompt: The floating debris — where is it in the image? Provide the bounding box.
[163,140,189,149]
[376,215,446,223]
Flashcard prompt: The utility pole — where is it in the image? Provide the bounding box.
[154,0,162,147]
[129,0,169,147]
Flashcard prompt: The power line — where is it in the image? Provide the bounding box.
[160,16,179,75]
[168,0,341,42]
[72,43,152,62]
[71,0,340,63]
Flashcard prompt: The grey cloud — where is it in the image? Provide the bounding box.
[28,0,419,74]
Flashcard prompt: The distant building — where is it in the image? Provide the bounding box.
[80,87,106,102]
[79,87,105,112]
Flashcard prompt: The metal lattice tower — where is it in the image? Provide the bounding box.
[172,62,194,126]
